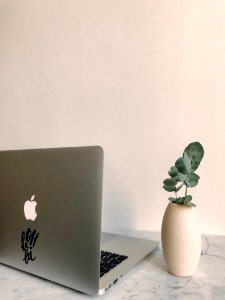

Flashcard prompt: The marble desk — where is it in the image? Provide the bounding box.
[0,231,224,300]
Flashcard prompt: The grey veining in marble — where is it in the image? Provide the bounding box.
[0,231,225,300]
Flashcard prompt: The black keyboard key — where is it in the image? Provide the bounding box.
[101,261,115,269]
[109,253,119,258]
[117,255,128,261]
[103,251,111,257]
[100,250,128,278]
[110,258,121,264]
[101,256,110,262]
[100,266,110,273]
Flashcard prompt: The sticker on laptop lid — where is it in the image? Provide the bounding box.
[21,195,40,264]
[24,195,37,221]
[21,228,39,264]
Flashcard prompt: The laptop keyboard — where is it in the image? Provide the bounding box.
[100,250,128,277]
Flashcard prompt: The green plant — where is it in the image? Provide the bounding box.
[163,142,204,207]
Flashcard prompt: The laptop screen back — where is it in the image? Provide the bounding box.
[0,146,104,295]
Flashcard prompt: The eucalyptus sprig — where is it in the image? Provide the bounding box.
[163,142,204,207]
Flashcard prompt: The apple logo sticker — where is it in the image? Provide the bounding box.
[21,195,39,264]
[24,195,37,221]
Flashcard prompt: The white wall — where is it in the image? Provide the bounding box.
[0,0,225,235]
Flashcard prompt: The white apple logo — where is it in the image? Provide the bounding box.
[24,195,37,221]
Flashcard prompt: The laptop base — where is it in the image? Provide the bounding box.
[99,232,159,294]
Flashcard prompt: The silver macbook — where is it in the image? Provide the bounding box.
[0,146,158,295]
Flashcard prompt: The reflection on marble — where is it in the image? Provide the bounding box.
[0,231,225,300]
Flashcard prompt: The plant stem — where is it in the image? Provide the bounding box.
[185,184,188,197]
[175,189,177,199]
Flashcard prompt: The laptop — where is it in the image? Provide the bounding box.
[0,146,158,295]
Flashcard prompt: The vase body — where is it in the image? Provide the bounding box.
[161,202,201,276]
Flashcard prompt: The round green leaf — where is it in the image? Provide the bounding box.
[185,173,200,187]
[175,197,184,204]
[163,178,177,186]
[175,173,186,183]
[185,201,196,207]
[184,195,192,202]
[175,157,190,174]
[168,166,178,177]
[163,185,176,192]
[183,151,192,173]
[184,142,204,171]
[168,197,176,202]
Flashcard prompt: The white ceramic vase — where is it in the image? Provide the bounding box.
[161,202,201,276]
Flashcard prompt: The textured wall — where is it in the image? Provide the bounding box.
[0,0,225,234]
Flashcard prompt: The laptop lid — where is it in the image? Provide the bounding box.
[0,146,104,295]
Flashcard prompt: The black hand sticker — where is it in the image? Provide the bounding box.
[21,228,39,264]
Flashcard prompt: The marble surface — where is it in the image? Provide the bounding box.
[0,231,225,300]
